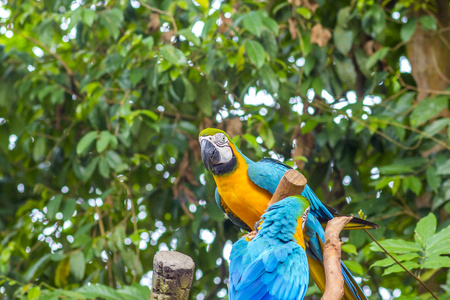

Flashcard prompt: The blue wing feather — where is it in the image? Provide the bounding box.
[248,158,367,300]
[229,239,309,300]
[248,158,333,221]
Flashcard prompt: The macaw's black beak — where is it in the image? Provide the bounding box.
[200,139,220,171]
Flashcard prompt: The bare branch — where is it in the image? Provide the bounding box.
[321,216,353,300]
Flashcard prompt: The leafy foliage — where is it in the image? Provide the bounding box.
[0,0,448,299]
[370,213,450,275]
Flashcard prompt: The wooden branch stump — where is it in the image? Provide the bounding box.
[268,169,307,206]
[321,216,353,300]
[150,251,195,300]
[246,169,307,239]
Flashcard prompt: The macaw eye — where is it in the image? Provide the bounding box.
[216,133,227,144]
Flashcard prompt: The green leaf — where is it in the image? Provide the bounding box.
[259,65,279,93]
[426,166,441,192]
[405,176,421,195]
[242,11,263,37]
[365,47,389,69]
[72,234,92,248]
[395,92,416,114]
[98,158,110,178]
[297,7,312,19]
[77,284,123,300]
[182,77,196,102]
[422,254,450,269]
[81,157,99,183]
[415,213,436,247]
[96,131,112,153]
[423,118,450,137]
[197,81,212,116]
[82,9,96,26]
[400,17,417,41]
[371,239,422,253]
[69,251,85,281]
[245,40,265,69]
[100,9,123,40]
[47,195,63,221]
[335,57,356,87]
[420,15,437,31]
[334,27,353,56]
[342,244,358,255]
[378,164,413,175]
[337,7,352,28]
[259,122,275,149]
[302,119,319,134]
[62,199,77,221]
[342,260,363,275]
[76,131,98,156]
[160,45,187,66]
[178,28,201,46]
[68,8,82,31]
[27,286,40,300]
[383,261,419,275]
[427,225,450,255]
[410,95,448,127]
[142,36,154,50]
[55,258,70,287]
[361,5,386,37]
[105,150,123,168]
[436,159,450,175]
[370,253,420,268]
[261,16,279,35]
[243,134,260,151]
[23,254,51,282]
[130,68,145,85]
[33,137,46,162]
[116,285,150,300]
[303,54,316,76]
[373,176,393,190]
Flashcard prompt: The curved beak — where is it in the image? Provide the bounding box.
[200,139,220,171]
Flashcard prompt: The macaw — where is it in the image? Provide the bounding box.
[229,195,311,300]
[199,128,378,300]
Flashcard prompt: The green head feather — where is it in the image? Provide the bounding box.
[199,128,234,144]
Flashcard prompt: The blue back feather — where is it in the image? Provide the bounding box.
[247,158,367,300]
[228,196,310,300]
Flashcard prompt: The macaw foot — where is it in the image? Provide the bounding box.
[244,230,257,241]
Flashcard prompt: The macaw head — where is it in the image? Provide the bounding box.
[199,128,237,175]
[259,195,311,247]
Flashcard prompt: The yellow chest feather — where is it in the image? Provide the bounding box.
[213,156,272,230]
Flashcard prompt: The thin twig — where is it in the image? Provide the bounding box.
[44,121,76,162]
[138,1,177,37]
[12,29,80,89]
[364,229,439,300]
[395,69,450,96]
[95,206,114,288]
[114,91,130,137]
[115,174,140,283]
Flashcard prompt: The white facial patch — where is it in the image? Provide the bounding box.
[217,145,233,163]
[214,133,233,163]
[302,207,310,230]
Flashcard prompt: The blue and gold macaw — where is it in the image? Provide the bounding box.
[229,195,310,300]
[199,128,378,300]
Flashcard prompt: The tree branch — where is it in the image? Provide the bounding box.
[321,216,353,300]
[364,229,439,300]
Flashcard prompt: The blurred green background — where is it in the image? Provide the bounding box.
[0,0,449,299]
